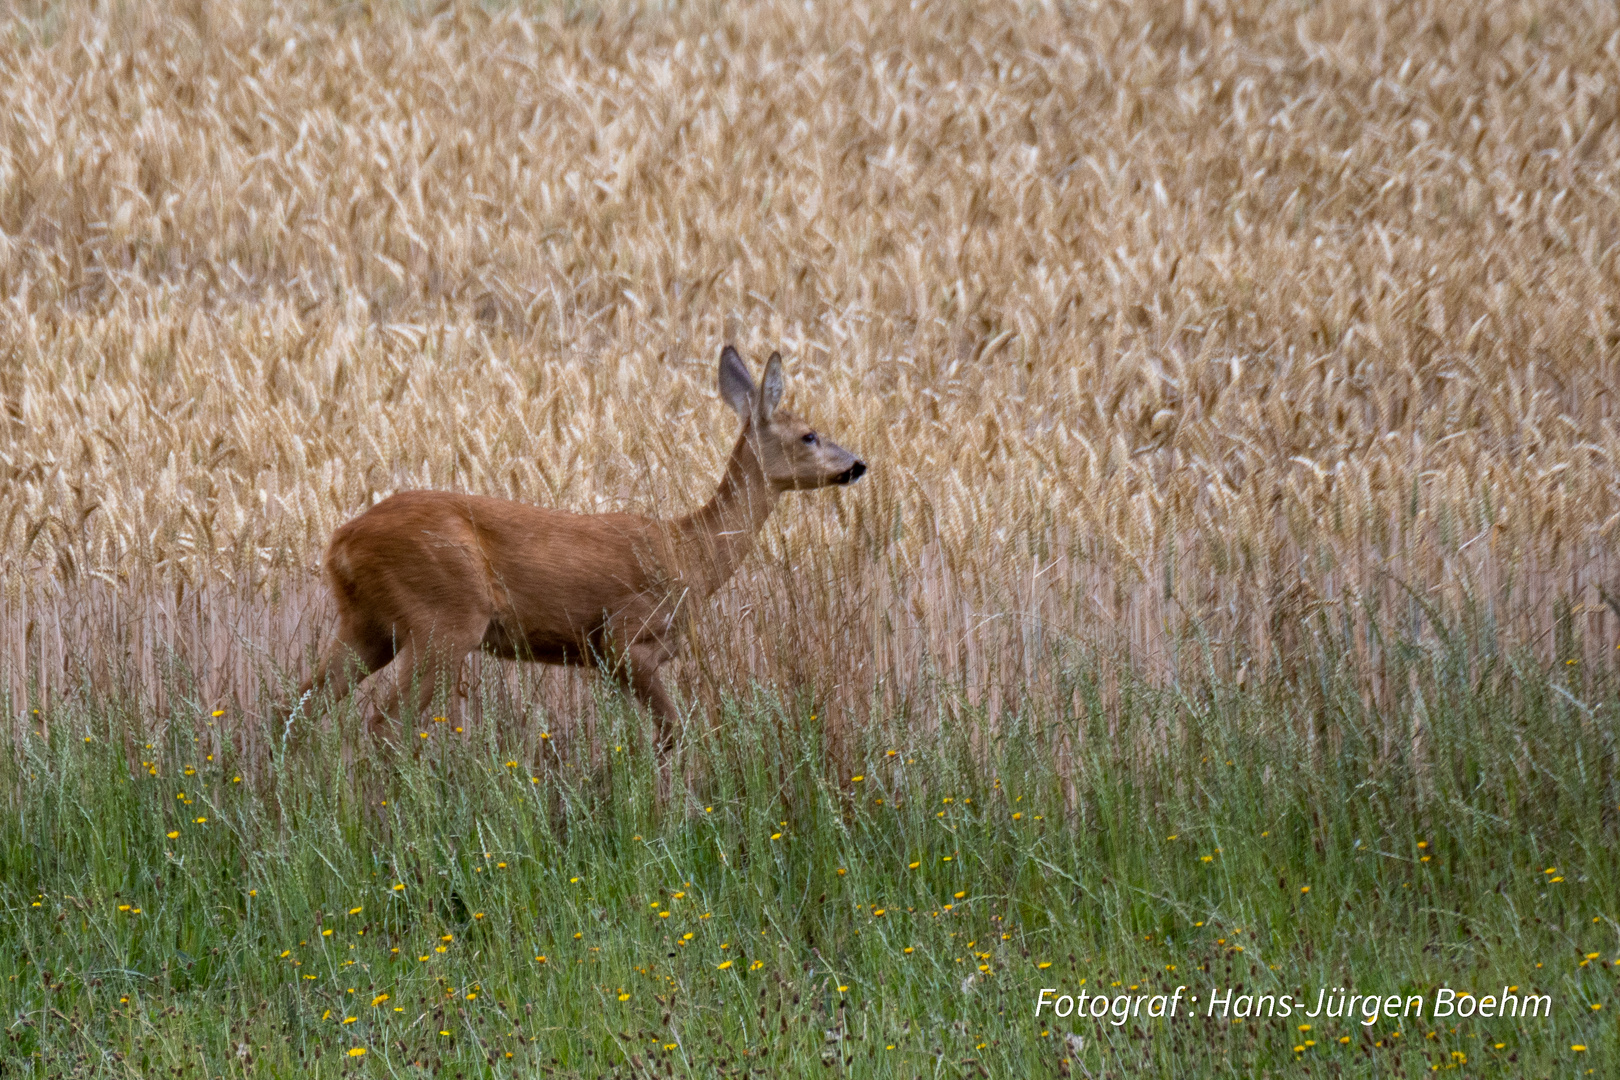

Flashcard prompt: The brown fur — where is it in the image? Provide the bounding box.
[292,346,864,750]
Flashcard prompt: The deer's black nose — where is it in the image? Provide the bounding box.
[835,461,867,484]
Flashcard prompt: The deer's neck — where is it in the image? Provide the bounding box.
[669,427,780,597]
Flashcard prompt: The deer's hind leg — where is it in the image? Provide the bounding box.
[300,628,394,707]
[285,622,394,739]
[371,615,491,740]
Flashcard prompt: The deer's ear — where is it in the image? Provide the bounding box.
[757,351,785,422]
[718,345,755,418]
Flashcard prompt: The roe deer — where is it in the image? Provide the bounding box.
[292,345,865,752]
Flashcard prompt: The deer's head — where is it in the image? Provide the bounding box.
[718,345,866,491]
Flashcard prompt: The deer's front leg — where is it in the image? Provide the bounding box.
[630,644,680,755]
[601,639,679,755]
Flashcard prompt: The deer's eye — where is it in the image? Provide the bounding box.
[802,432,818,445]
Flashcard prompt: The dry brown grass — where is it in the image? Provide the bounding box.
[3,0,1619,749]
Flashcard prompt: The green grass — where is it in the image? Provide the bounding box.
[1,644,1616,1077]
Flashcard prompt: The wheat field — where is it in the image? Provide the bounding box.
[3,0,1619,752]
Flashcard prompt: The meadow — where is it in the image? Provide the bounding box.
[1,0,1618,1074]
[4,656,1616,1077]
